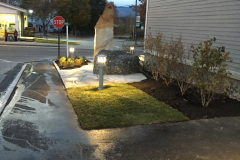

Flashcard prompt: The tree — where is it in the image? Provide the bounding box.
[138,0,146,26]
[57,0,91,34]
[88,0,107,34]
[0,0,21,6]
[20,0,57,35]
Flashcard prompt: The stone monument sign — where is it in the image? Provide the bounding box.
[93,2,114,61]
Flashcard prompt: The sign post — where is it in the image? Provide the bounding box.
[134,0,138,45]
[64,22,71,58]
[66,23,68,58]
[53,16,65,57]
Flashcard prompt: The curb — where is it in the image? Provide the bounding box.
[0,63,27,115]
[53,61,67,89]
[0,42,65,47]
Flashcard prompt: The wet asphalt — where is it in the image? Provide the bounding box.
[0,61,240,160]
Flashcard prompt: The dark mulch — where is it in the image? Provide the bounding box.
[129,76,240,120]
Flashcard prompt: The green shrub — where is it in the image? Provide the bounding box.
[66,58,74,68]
[58,56,66,67]
[74,57,86,67]
[191,37,232,107]
[23,27,34,37]
[145,33,185,86]
[58,56,87,69]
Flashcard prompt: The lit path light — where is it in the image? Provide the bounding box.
[69,47,75,59]
[130,46,135,54]
[139,55,145,61]
[97,54,107,90]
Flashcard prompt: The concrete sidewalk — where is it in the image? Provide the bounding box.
[54,61,147,88]
[0,61,240,159]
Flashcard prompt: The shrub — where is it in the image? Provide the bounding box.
[144,32,163,81]
[74,57,85,67]
[58,56,66,67]
[66,58,74,68]
[58,56,87,69]
[159,37,185,86]
[145,33,185,86]
[191,37,232,107]
[23,27,34,37]
[171,39,193,95]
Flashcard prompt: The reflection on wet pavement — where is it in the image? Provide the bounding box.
[2,119,53,151]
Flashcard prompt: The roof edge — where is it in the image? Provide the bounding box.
[0,2,27,13]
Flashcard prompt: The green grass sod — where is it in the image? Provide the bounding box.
[67,83,189,130]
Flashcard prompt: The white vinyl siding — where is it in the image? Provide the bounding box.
[145,0,240,75]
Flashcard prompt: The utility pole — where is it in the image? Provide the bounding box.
[135,0,137,45]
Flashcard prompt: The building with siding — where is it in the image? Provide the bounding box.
[144,0,240,80]
[0,2,28,38]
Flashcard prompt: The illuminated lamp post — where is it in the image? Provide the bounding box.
[97,54,107,90]
[69,47,75,59]
[130,46,135,54]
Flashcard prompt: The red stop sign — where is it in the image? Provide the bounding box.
[53,16,65,28]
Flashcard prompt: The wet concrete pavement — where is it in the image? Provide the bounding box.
[0,61,240,160]
[0,61,93,159]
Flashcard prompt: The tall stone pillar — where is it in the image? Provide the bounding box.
[93,2,114,61]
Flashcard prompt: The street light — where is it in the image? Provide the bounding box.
[29,10,33,14]
[28,10,33,21]
[97,54,107,90]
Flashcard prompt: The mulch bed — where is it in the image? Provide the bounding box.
[129,75,240,120]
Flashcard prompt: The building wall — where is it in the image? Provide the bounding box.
[145,0,240,78]
[0,6,17,37]
[0,5,17,14]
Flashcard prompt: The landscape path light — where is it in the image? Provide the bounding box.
[97,54,107,90]
[130,46,135,54]
[139,55,145,68]
[139,55,145,61]
[69,47,75,59]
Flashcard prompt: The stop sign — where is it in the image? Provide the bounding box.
[53,16,65,28]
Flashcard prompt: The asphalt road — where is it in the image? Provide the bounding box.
[0,45,94,63]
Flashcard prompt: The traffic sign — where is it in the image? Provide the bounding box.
[136,22,141,28]
[64,22,71,25]
[136,16,141,23]
[53,16,65,28]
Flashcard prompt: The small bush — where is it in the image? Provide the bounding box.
[66,58,74,68]
[191,37,232,107]
[145,33,185,86]
[74,57,86,67]
[144,32,233,107]
[58,56,66,67]
[23,27,34,37]
[57,56,87,69]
